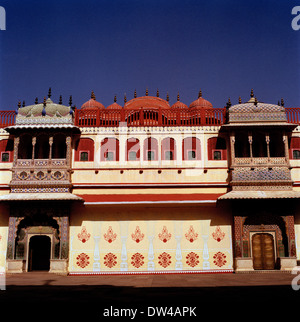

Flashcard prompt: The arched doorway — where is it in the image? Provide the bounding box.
[252,233,275,270]
[28,235,51,271]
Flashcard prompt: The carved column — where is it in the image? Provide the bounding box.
[49,136,53,160]
[233,216,243,258]
[248,132,253,159]
[60,216,69,259]
[265,133,270,159]
[32,136,36,160]
[66,136,71,167]
[284,215,296,257]
[283,132,290,163]
[13,136,19,166]
[230,131,235,165]
[7,217,17,260]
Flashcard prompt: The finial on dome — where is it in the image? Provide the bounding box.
[48,87,52,98]
[177,92,180,101]
[124,93,127,103]
[69,95,72,107]
[226,97,231,108]
[35,97,38,104]
[59,95,62,104]
[15,101,20,115]
[156,89,159,97]
[42,97,47,116]
[281,98,284,107]
[134,89,137,98]
[145,88,149,96]
[238,96,242,104]
[250,88,254,98]
[166,92,169,102]
[254,97,258,106]
[22,100,25,107]
[114,95,117,103]
[91,91,96,100]
[198,90,202,98]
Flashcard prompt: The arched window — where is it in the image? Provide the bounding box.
[289,137,300,159]
[182,137,201,160]
[207,137,227,160]
[0,139,13,162]
[75,138,94,161]
[52,133,67,159]
[100,137,119,161]
[161,137,176,161]
[18,134,32,159]
[144,138,158,161]
[126,138,140,161]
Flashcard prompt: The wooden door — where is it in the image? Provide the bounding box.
[252,233,275,270]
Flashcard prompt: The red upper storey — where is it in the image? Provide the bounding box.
[1,107,300,128]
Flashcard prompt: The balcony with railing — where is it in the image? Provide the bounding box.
[2,107,300,128]
[0,110,16,128]
[74,107,227,127]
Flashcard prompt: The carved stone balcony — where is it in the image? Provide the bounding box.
[10,158,71,193]
[232,157,288,167]
[16,159,67,168]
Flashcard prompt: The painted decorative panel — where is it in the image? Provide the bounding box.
[69,220,233,274]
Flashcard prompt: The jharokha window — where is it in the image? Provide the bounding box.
[234,130,285,158]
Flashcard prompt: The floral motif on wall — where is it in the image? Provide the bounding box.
[104,253,117,268]
[185,225,198,243]
[158,252,172,268]
[77,226,91,243]
[131,253,145,268]
[212,226,225,242]
[76,253,90,268]
[213,252,227,267]
[104,226,117,243]
[158,226,171,243]
[186,252,200,267]
[131,226,144,243]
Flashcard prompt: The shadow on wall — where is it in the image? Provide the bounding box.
[69,201,232,228]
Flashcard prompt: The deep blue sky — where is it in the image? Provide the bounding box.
[0,0,299,110]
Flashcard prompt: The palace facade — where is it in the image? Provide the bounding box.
[0,89,300,274]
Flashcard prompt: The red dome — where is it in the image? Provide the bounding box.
[171,101,188,108]
[124,96,170,109]
[189,91,213,109]
[81,99,105,110]
[107,96,123,109]
[107,102,123,109]
[81,91,105,110]
[171,93,188,108]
